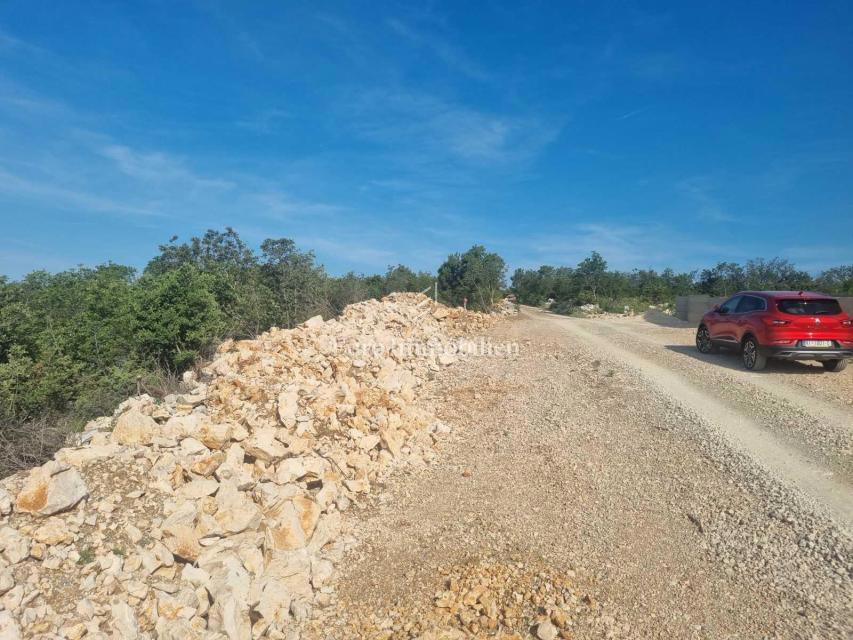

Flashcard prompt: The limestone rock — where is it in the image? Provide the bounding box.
[214,481,261,534]
[358,434,381,451]
[264,501,308,551]
[32,518,71,545]
[164,525,201,562]
[15,463,88,516]
[195,421,232,450]
[536,620,558,640]
[110,601,139,639]
[0,527,30,564]
[274,458,306,484]
[302,315,324,328]
[180,437,208,456]
[191,451,225,477]
[111,408,157,445]
[380,427,405,458]
[0,570,13,596]
[177,479,219,500]
[293,496,321,540]
[244,427,286,462]
[55,444,121,467]
[0,489,11,516]
[215,444,254,489]
[209,595,251,640]
[0,610,21,640]
[277,390,299,428]
[198,552,250,602]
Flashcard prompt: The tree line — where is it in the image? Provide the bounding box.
[511,253,853,314]
[1,227,850,473]
[0,230,506,437]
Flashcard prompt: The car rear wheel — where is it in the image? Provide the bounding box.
[822,359,848,372]
[742,336,767,371]
[695,326,718,354]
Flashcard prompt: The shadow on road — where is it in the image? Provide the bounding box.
[642,310,693,329]
[665,344,829,375]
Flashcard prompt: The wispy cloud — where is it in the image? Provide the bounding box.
[346,89,561,166]
[386,18,492,82]
[0,167,163,218]
[236,108,292,133]
[677,176,735,223]
[616,106,651,120]
[302,235,397,268]
[515,222,731,272]
[0,116,345,229]
[236,31,265,61]
[0,79,75,119]
[251,190,344,220]
[98,145,234,191]
[0,27,48,56]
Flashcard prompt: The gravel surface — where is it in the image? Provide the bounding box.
[319,309,852,639]
[574,313,853,485]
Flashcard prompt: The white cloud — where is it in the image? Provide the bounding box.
[347,89,561,167]
[98,145,234,191]
[0,125,345,231]
[251,190,344,220]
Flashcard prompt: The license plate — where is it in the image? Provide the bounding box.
[801,340,833,348]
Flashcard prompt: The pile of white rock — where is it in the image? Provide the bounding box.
[0,293,493,639]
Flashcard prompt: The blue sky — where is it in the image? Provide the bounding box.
[1,1,851,279]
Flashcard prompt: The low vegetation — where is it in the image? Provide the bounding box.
[511,253,853,315]
[1,228,850,478]
[0,230,501,476]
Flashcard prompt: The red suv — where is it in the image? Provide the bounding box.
[695,291,853,371]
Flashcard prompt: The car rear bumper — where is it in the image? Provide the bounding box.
[762,347,853,361]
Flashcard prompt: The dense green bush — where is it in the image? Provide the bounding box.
[133,264,225,371]
[437,245,506,311]
[0,229,437,436]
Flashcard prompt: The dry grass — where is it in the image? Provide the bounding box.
[0,414,74,478]
[137,368,184,399]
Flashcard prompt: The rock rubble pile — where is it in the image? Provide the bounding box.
[0,294,494,639]
[325,559,598,640]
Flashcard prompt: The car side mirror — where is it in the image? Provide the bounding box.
[712,304,720,312]
[718,306,728,315]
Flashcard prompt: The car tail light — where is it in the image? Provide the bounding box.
[763,317,790,326]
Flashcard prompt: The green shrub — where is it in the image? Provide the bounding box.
[132,265,225,372]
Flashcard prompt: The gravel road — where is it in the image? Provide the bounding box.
[322,308,852,639]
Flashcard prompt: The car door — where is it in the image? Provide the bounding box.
[734,294,766,342]
[711,295,742,343]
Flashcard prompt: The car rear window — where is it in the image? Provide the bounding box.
[777,299,842,315]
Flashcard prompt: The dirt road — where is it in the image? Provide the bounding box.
[320,308,852,639]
